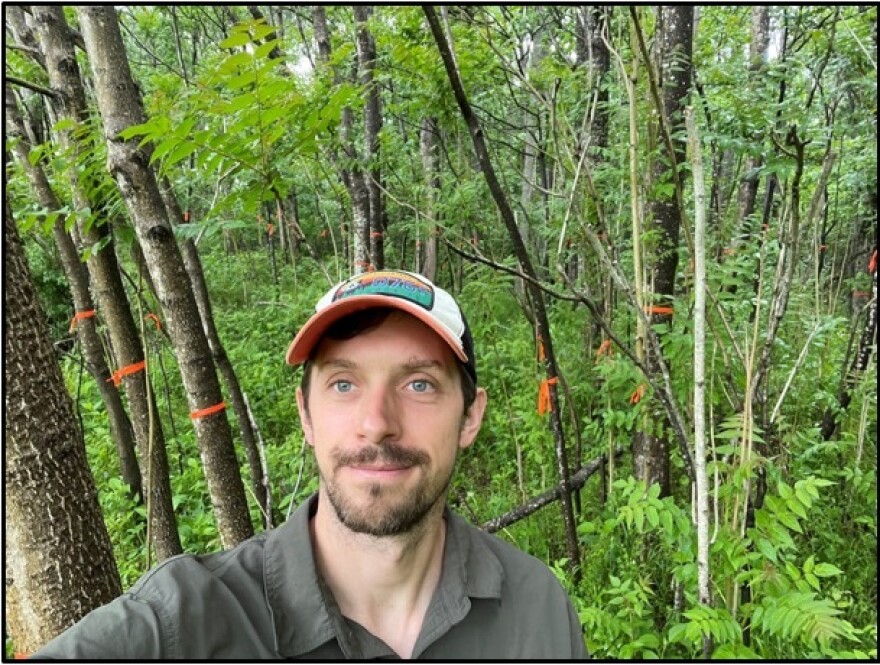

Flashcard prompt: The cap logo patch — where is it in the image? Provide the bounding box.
[333,271,435,310]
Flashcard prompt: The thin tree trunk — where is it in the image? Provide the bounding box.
[77,5,254,548]
[687,106,713,658]
[5,84,143,503]
[424,6,580,580]
[734,6,771,235]
[634,5,693,498]
[313,5,371,273]
[354,6,385,270]
[420,116,440,280]
[30,4,182,560]
[5,178,122,656]
[821,250,877,439]
[159,178,272,527]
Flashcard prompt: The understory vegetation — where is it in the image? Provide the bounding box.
[8,5,876,660]
[47,247,875,659]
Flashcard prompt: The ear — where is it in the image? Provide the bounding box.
[296,387,315,448]
[458,387,487,450]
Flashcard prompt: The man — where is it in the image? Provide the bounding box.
[34,269,588,659]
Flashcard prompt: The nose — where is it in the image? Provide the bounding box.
[355,383,401,445]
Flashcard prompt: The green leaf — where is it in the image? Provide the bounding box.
[803,555,815,574]
[813,563,843,578]
[667,623,687,644]
[757,538,778,563]
[777,511,803,533]
[164,141,197,169]
[220,32,251,49]
[253,39,279,60]
[787,496,809,519]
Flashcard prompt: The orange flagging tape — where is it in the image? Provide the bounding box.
[852,291,870,298]
[595,339,612,360]
[145,313,162,331]
[537,377,559,415]
[107,361,146,387]
[869,249,877,274]
[69,309,96,332]
[370,231,383,238]
[630,383,646,405]
[645,305,674,315]
[184,210,191,222]
[190,401,226,420]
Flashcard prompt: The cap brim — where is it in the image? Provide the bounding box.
[286,295,468,365]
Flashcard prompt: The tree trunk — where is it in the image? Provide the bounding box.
[5,178,122,656]
[77,5,254,548]
[5,83,143,503]
[354,6,385,271]
[687,106,714,657]
[420,116,440,281]
[821,249,877,439]
[734,6,771,235]
[30,4,182,560]
[313,5,371,273]
[633,5,693,497]
[159,178,272,527]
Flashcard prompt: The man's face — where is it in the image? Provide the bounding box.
[296,311,486,537]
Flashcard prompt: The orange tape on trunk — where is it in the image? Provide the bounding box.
[190,401,227,420]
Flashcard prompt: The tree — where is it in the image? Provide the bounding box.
[354,6,386,270]
[30,4,182,561]
[4,161,122,657]
[76,5,254,548]
[633,5,694,497]
[5,81,143,503]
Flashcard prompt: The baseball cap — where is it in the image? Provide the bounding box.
[286,270,477,384]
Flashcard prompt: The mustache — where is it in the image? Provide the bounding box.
[334,441,429,468]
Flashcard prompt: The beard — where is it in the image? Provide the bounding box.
[321,440,454,537]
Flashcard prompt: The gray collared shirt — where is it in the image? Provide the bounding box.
[34,494,588,659]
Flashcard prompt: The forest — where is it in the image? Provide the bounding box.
[4,4,877,660]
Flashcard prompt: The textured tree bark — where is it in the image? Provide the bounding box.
[633,5,693,498]
[686,106,714,658]
[5,83,143,503]
[159,178,272,527]
[419,116,440,281]
[313,5,371,273]
[5,180,122,656]
[30,4,182,560]
[354,6,385,271]
[77,5,254,548]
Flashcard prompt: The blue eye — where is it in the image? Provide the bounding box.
[332,380,353,393]
[410,380,433,393]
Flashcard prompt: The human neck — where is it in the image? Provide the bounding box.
[310,492,447,658]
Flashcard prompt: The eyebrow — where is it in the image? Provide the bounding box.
[316,357,446,373]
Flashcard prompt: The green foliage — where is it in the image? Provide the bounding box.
[14,4,872,660]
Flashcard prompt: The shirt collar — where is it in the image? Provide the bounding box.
[263,494,504,658]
